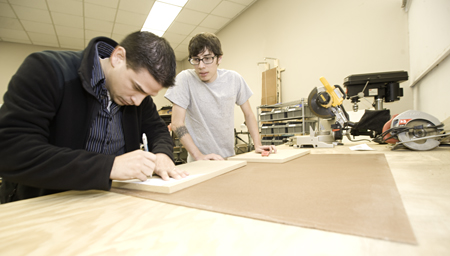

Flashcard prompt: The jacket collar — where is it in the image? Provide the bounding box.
[78,37,118,97]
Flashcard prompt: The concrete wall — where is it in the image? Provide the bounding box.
[408,0,450,121]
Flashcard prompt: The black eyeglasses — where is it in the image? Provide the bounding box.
[189,56,216,65]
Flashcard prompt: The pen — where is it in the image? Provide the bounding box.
[142,133,149,152]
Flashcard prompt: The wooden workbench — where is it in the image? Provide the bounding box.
[1,142,449,255]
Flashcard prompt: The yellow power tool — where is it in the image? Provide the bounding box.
[308,77,349,128]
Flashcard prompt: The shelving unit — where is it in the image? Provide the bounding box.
[256,99,316,145]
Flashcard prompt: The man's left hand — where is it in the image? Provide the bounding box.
[154,153,189,181]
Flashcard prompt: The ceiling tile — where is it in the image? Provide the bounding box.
[118,0,155,15]
[111,33,128,44]
[2,0,257,61]
[55,25,84,38]
[189,26,217,36]
[228,0,255,6]
[159,0,189,6]
[10,0,47,9]
[1,37,32,44]
[12,5,52,23]
[51,12,83,29]
[180,36,192,45]
[21,20,55,35]
[175,8,208,26]
[166,21,196,36]
[115,10,147,27]
[85,0,119,9]
[0,27,29,40]
[33,41,60,48]
[47,0,83,16]
[163,32,187,45]
[28,32,58,45]
[58,35,84,49]
[85,29,111,41]
[185,0,222,14]
[0,17,23,30]
[175,53,188,61]
[0,3,16,18]
[85,18,114,33]
[211,1,245,18]
[85,3,117,22]
[199,15,230,29]
[175,44,188,53]
[113,23,141,35]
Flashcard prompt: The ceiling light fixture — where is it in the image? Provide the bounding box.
[141,0,188,36]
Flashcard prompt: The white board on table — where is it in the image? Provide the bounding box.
[112,160,246,194]
[228,149,310,163]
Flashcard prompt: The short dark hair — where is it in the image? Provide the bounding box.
[188,32,223,58]
[120,31,176,88]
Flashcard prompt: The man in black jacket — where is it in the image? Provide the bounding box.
[0,31,188,203]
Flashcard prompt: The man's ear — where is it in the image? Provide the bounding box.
[111,46,126,68]
[217,55,223,65]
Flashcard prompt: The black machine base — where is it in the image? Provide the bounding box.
[344,71,408,103]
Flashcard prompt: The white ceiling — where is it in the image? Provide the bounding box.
[0,0,258,61]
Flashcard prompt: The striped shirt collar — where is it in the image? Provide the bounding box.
[91,42,117,111]
[91,42,114,88]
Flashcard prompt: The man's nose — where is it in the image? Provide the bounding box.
[198,60,206,68]
[132,94,147,106]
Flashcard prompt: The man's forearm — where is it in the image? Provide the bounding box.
[244,113,263,148]
[173,125,204,160]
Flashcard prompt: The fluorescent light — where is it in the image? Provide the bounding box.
[142,28,165,37]
[141,0,188,36]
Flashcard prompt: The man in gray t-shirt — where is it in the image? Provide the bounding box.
[165,32,276,161]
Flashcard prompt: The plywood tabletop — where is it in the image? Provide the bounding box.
[1,143,450,255]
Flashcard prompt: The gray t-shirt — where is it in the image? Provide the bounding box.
[165,69,253,159]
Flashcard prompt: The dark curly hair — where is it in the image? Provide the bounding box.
[188,32,223,58]
[120,31,176,88]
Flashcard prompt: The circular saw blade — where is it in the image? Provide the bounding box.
[308,87,334,119]
[397,119,440,150]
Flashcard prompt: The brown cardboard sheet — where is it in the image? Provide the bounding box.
[261,67,277,105]
[112,154,416,244]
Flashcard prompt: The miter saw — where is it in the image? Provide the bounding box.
[374,110,449,150]
[292,77,350,148]
[309,77,349,130]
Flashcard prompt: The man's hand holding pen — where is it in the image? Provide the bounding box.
[110,149,157,181]
[109,133,189,181]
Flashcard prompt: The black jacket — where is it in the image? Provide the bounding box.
[0,37,173,203]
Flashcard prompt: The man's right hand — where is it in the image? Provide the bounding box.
[110,149,156,181]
